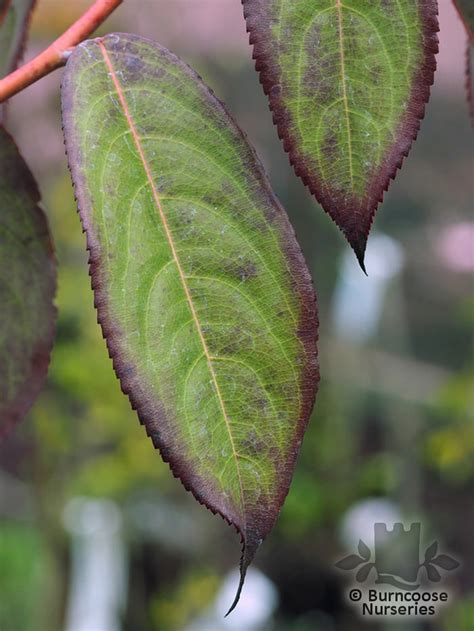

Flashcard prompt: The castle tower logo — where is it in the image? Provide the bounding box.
[336,522,459,590]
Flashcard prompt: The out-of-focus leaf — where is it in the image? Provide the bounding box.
[242,0,439,269]
[454,0,474,36]
[0,126,56,440]
[468,43,474,122]
[61,33,319,612]
[0,0,36,78]
[453,1,474,122]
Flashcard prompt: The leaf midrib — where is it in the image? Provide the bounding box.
[335,0,354,192]
[97,41,247,520]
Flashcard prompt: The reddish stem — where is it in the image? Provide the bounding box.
[0,0,123,103]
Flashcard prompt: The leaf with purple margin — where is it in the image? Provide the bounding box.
[242,0,439,270]
[61,33,319,613]
[0,126,56,440]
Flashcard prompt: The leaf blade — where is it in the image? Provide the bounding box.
[61,33,319,608]
[0,126,56,440]
[243,0,439,267]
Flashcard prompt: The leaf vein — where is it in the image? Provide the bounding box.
[98,41,247,520]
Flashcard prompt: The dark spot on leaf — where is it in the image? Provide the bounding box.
[241,430,266,455]
[234,262,257,282]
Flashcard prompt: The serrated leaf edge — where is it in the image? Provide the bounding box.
[242,0,439,269]
[0,125,56,441]
[61,32,319,614]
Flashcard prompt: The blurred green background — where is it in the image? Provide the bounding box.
[1,1,473,630]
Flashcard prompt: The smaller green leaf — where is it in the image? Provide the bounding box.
[0,126,56,440]
[0,0,36,79]
[243,0,439,268]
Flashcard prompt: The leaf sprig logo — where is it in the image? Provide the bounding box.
[336,523,459,590]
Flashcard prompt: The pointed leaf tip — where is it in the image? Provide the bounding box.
[225,536,261,616]
[351,236,368,276]
[342,225,368,274]
[243,0,439,256]
[225,567,246,617]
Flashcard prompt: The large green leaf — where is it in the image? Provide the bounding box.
[0,0,36,78]
[61,33,318,610]
[243,0,439,269]
[0,126,56,440]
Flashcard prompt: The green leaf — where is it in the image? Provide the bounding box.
[243,0,439,269]
[0,126,56,440]
[0,0,36,78]
[61,33,318,611]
